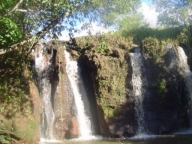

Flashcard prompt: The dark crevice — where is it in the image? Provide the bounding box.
[78,55,101,135]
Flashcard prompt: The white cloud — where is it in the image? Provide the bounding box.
[140,2,158,27]
[59,2,158,40]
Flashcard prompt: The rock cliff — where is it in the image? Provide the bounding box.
[70,35,190,137]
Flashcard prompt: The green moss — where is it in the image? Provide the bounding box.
[95,56,127,120]
[15,119,37,141]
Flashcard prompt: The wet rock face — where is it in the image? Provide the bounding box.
[65,117,79,139]
[142,48,189,134]
[36,41,78,140]
[52,44,78,139]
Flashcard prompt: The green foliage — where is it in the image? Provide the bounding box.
[0,0,17,15]
[0,0,140,45]
[142,37,160,56]
[177,25,192,48]
[0,50,31,102]
[122,26,181,44]
[141,36,179,64]
[142,37,167,64]
[155,78,166,95]
[117,12,145,37]
[0,17,23,48]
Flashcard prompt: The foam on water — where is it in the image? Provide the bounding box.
[40,138,63,143]
[174,128,192,135]
[70,135,102,141]
[129,134,175,140]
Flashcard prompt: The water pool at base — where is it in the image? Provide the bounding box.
[40,134,192,144]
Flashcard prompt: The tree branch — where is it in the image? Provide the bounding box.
[16,9,33,13]
[36,11,70,38]
[5,0,24,16]
[0,11,70,55]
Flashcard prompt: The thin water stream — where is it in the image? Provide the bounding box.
[64,50,93,139]
[177,47,192,126]
[129,51,145,134]
[34,46,55,139]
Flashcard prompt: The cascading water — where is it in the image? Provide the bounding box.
[33,46,55,139]
[129,49,145,134]
[64,49,93,139]
[177,47,192,126]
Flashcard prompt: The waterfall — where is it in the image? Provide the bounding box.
[177,47,192,126]
[33,46,55,139]
[129,49,145,134]
[64,49,93,139]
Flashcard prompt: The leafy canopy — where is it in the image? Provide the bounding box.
[152,0,192,26]
[0,0,140,50]
[0,17,23,47]
[117,12,145,37]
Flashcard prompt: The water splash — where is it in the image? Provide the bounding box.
[33,45,55,139]
[129,50,145,134]
[177,47,192,126]
[64,49,93,139]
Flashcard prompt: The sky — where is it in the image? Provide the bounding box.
[59,0,158,40]
[142,0,152,5]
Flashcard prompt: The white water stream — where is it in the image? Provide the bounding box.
[33,47,55,139]
[129,51,145,134]
[64,50,93,139]
[177,47,192,126]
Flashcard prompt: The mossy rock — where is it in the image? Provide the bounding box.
[0,81,41,143]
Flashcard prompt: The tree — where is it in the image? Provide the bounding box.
[117,12,145,37]
[152,0,192,26]
[0,0,140,54]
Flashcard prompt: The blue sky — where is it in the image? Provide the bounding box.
[142,0,152,5]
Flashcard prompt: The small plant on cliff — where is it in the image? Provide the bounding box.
[95,35,111,55]
[155,78,167,96]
